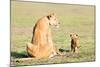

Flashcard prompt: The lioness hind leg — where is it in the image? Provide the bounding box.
[53,47,63,56]
[48,47,57,58]
[26,43,36,57]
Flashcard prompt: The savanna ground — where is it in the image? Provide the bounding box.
[11,1,95,66]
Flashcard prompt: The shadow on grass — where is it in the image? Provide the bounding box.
[11,51,28,58]
[59,48,70,52]
[11,48,70,58]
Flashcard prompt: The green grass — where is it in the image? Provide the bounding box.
[11,1,95,66]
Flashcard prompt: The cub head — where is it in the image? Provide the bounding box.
[47,13,60,28]
[70,33,78,39]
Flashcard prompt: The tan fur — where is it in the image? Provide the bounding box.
[26,13,60,59]
[70,33,79,53]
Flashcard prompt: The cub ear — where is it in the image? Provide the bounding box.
[70,34,72,37]
[76,34,78,36]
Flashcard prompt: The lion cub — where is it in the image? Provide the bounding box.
[70,33,79,53]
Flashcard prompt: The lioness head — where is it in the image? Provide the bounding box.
[47,13,60,28]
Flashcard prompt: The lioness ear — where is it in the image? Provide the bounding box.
[51,13,55,15]
[47,13,55,20]
[47,15,51,20]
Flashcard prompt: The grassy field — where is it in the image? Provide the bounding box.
[11,1,95,66]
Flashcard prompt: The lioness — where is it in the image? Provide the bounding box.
[70,33,79,53]
[27,13,60,59]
